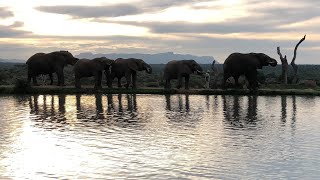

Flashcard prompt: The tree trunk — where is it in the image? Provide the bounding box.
[282,67,288,84]
[277,35,306,84]
[277,47,288,84]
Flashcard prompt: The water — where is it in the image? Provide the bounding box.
[0,94,320,179]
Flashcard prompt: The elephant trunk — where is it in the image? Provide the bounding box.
[145,65,152,74]
[268,58,278,67]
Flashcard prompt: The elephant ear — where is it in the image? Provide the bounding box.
[184,60,195,74]
[128,59,140,71]
[52,52,67,66]
[252,53,264,69]
[94,57,109,71]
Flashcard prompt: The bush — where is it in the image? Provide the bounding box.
[145,82,159,87]
[257,71,266,84]
[13,79,32,93]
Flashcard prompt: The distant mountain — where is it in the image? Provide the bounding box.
[76,52,216,64]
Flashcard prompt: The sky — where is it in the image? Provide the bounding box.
[0,0,319,64]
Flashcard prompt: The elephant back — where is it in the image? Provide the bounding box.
[26,53,46,64]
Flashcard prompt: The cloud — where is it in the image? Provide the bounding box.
[0,32,317,63]
[0,22,31,37]
[1,0,319,64]
[141,0,207,10]
[129,21,280,34]
[0,7,14,19]
[35,4,142,18]
[35,0,208,19]
[97,0,320,35]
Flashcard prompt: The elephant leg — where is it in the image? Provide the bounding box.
[56,68,65,86]
[49,73,53,85]
[60,73,65,86]
[234,75,240,88]
[223,73,231,89]
[57,72,61,86]
[185,75,190,90]
[246,71,258,91]
[132,71,137,89]
[125,73,132,89]
[165,79,171,89]
[94,71,102,89]
[106,72,114,88]
[32,75,39,86]
[117,77,122,88]
[176,75,182,89]
[75,75,81,89]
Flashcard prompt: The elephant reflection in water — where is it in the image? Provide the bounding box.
[75,94,105,121]
[165,94,203,128]
[106,94,146,128]
[75,93,139,125]
[222,95,258,128]
[28,95,67,126]
[106,94,137,114]
[165,94,189,112]
[76,93,138,122]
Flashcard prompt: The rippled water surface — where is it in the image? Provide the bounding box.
[0,94,320,179]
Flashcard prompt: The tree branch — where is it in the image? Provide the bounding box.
[277,46,288,65]
[291,35,306,65]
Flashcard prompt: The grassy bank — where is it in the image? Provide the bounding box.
[1,85,320,96]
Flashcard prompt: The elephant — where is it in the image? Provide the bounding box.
[107,58,152,89]
[223,52,277,90]
[163,60,203,89]
[26,51,78,86]
[74,57,114,89]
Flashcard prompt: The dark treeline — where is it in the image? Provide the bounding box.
[1,62,320,88]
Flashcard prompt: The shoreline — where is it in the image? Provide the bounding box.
[1,85,320,96]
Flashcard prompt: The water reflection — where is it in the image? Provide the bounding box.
[281,95,287,124]
[164,94,203,128]
[291,95,296,129]
[280,95,297,129]
[222,95,258,128]
[1,95,320,179]
[28,95,67,126]
[29,94,142,129]
[165,94,189,112]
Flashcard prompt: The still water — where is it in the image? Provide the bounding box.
[0,94,319,179]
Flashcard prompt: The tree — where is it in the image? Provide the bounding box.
[277,35,306,84]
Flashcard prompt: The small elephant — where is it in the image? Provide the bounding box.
[223,52,277,90]
[164,60,203,89]
[108,58,152,89]
[74,57,114,89]
[26,51,78,86]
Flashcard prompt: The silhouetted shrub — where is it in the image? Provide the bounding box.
[0,71,5,82]
[257,71,266,84]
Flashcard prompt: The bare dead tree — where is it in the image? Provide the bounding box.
[277,35,306,84]
[291,35,306,83]
[277,47,289,84]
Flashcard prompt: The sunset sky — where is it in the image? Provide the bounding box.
[0,0,319,63]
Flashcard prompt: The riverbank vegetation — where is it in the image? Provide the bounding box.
[1,62,320,94]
